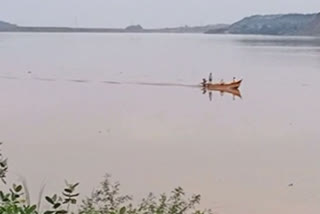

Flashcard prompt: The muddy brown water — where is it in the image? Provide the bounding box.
[1,33,320,214]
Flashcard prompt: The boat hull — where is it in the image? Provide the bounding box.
[203,79,242,90]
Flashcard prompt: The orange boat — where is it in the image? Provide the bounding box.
[203,79,242,90]
[201,75,243,100]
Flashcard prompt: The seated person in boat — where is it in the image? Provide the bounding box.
[202,78,207,87]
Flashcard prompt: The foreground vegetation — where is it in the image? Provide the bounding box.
[0,143,212,214]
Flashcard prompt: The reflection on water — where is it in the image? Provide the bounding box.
[237,36,320,48]
[202,87,242,101]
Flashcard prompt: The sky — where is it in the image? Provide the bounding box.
[0,0,319,28]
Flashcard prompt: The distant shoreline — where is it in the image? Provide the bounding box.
[0,24,229,34]
[1,12,320,36]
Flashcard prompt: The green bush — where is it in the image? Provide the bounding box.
[80,175,211,214]
[0,143,212,214]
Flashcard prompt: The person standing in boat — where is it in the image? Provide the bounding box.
[209,73,213,83]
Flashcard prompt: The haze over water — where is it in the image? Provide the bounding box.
[1,33,320,214]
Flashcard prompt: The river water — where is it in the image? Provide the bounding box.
[1,33,320,214]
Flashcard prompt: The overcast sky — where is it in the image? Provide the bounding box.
[0,0,319,28]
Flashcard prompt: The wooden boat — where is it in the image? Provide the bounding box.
[201,75,242,100]
[202,79,242,90]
